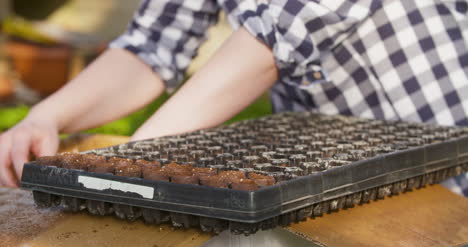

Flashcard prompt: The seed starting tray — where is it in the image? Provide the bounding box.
[21,112,468,235]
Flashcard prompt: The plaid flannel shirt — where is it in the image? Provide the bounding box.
[110,0,468,196]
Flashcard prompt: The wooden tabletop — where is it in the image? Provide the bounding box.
[1,134,466,247]
[288,184,468,247]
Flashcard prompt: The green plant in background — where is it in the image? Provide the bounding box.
[0,104,29,131]
[0,94,271,135]
[2,16,57,44]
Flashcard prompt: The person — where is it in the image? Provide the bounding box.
[0,0,467,196]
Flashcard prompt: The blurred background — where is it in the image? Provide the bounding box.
[0,0,271,136]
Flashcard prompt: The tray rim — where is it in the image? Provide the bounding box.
[21,135,468,223]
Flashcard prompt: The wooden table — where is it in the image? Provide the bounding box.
[1,134,467,247]
[287,184,468,247]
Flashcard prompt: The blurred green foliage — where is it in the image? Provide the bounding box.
[0,104,29,131]
[2,17,57,44]
[0,94,271,135]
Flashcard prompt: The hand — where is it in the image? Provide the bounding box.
[132,28,277,140]
[0,27,276,185]
[0,49,164,187]
[0,114,59,187]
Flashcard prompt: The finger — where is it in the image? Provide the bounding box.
[0,136,18,187]
[11,132,32,183]
[32,133,59,157]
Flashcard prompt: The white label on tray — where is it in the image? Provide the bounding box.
[78,176,154,199]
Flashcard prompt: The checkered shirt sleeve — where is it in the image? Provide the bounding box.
[109,0,219,90]
[222,0,381,86]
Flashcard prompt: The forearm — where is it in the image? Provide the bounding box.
[132,28,278,140]
[29,48,165,133]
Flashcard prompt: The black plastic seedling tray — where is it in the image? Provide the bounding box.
[20,112,468,235]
